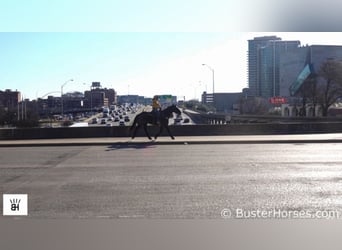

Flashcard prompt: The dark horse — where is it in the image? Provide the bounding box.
[130,105,181,140]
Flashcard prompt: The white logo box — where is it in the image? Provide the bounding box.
[3,194,28,216]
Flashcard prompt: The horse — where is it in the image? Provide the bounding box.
[130,105,181,140]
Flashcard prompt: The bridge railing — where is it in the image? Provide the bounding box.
[2,122,342,140]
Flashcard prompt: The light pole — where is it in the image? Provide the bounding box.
[61,79,73,116]
[202,63,215,102]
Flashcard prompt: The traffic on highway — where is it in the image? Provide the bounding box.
[84,104,192,127]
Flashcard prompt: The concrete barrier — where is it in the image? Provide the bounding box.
[1,122,342,140]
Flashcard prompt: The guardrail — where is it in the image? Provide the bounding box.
[1,122,342,140]
[184,109,342,124]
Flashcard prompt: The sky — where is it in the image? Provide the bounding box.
[0,32,248,100]
[1,1,342,101]
[2,32,342,101]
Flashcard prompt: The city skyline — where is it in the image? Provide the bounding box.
[1,32,342,101]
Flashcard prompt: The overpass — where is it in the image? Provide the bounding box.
[183,109,231,124]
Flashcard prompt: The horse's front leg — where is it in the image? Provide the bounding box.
[154,124,163,140]
[165,125,175,140]
[143,124,152,140]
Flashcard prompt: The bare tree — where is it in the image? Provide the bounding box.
[239,97,269,115]
[298,76,318,116]
[317,60,342,116]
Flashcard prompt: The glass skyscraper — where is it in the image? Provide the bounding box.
[248,36,300,98]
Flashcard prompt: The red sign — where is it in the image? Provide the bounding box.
[269,96,287,104]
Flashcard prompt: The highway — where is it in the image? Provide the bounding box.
[80,105,193,128]
[1,134,342,219]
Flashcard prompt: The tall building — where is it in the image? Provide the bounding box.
[280,45,342,97]
[84,82,117,109]
[248,36,300,98]
[248,36,281,97]
[62,91,84,111]
[202,91,243,113]
[0,89,21,110]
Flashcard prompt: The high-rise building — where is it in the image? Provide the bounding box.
[248,36,300,98]
[280,45,342,97]
[0,89,21,110]
[84,82,117,109]
[248,36,281,97]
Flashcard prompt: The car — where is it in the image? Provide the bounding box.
[183,118,190,123]
[174,117,182,123]
[119,121,125,126]
[101,119,106,124]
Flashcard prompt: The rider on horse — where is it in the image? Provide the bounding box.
[151,95,161,124]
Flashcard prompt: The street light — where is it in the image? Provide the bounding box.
[61,79,74,116]
[202,64,215,95]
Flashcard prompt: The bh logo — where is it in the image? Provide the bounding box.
[3,194,28,216]
[10,198,21,211]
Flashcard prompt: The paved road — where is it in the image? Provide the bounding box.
[1,137,342,219]
[3,133,342,147]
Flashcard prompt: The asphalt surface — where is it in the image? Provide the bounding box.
[1,133,342,219]
[2,133,342,147]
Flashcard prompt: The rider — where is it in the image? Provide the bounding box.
[151,95,161,124]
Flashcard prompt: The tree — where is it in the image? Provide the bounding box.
[0,106,39,127]
[0,107,17,126]
[298,75,318,116]
[317,60,342,116]
[239,97,269,115]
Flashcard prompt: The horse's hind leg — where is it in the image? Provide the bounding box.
[131,125,138,139]
[165,125,175,140]
[143,124,152,140]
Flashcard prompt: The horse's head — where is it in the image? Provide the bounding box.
[162,105,181,118]
[170,104,181,115]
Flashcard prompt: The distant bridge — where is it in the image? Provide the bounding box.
[183,110,231,124]
[39,107,103,117]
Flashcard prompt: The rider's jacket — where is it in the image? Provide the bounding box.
[152,99,161,110]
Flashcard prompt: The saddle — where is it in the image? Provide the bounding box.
[150,110,161,125]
